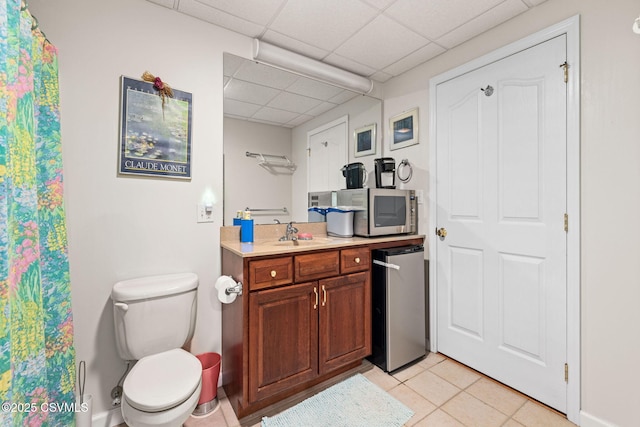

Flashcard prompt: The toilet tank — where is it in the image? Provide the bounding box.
[111,273,198,361]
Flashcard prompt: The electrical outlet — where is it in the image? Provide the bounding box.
[197,204,214,223]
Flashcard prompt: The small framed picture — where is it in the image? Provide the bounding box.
[118,76,193,179]
[389,108,418,150]
[354,123,376,157]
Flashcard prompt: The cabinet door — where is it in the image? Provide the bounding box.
[249,282,318,402]
[318,271,371,374]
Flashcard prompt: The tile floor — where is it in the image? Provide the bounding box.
[121,353,577,427]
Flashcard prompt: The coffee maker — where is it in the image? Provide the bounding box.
[374,157,396,189]
[341,162,367,189]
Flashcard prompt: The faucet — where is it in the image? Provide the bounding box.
[279,221,298,241]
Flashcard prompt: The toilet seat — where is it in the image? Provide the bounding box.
[124,348,201,412]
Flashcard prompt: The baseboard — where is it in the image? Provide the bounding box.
[91,407,124,427]
[580,411,619,427]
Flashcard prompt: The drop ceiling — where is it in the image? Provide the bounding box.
[148,0,548,127]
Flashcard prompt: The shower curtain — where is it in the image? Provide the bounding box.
[1,1,76,426]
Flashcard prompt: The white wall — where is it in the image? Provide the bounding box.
[28,0,252,420]
[223,118,293,225]
[383,0,640,426]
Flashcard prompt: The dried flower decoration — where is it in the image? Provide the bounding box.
[141,71,174,112]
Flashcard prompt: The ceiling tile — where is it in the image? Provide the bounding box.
[324,53,377,77]
[384,0,504,40]
[382,42,445,76]
[360,0,398,10]
[305,102,339,117]
[269,0,379,51]
[328,90,359,105]
[234,60,300,89]
[261,30,329,60]
[334,14,429,70]
[286,114,315,127]
[267,92,323,113]
[224,98,263,117]
[196,0,286,25]
[178,0,265,37]
[370,70,394,83]
[224,79,280,104]
[147,0,176,8]
[521,0,547,6]
[252,106,300,124]
[223,53,246,77]
[285,77,346,101]
[436,0,528,49]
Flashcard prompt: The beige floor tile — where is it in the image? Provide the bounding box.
[466,378,527,416]
[393,362,426,383]
[219,396,240,427]
[512,401,577,427]
[503,419,526,427]
[417,352,447,370]
[185,405,227,426]
[429,359,481,389]
[412,408,465,427]
[364,365,402,391]
[405,370,461,406]
[388,383,437,426]
[441,392,508,427]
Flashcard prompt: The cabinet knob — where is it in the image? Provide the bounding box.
[354,257,360,264]
[270,270,277,278]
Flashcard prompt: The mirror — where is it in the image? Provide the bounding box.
[223,53,382,225]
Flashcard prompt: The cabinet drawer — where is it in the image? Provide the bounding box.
[341,247,370,274]
[249,257,293,291]
[295,251,340,282]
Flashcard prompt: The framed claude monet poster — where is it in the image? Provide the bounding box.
[118,76,193,179]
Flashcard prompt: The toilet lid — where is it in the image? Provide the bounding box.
[124,349,202,412]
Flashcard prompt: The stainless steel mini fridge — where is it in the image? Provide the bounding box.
[369,245,426,372]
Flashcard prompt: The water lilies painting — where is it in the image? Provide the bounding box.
[118,76,192,179]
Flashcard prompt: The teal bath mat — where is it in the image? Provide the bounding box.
[261,374,414,427]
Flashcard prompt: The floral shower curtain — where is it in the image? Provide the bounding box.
[0,1,76,426]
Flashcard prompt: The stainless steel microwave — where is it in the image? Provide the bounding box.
[336,188,417,237]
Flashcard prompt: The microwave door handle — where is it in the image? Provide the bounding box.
[373,259,400,270]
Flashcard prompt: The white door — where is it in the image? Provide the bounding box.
[435,35,567,411]
[308,117,347,192]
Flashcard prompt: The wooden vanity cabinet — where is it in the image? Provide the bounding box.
[224,246,371,418]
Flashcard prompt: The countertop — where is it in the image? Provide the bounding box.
[220,223,425,258]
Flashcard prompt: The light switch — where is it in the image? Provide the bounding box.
[197,204,214,223]
[416,190,424,205]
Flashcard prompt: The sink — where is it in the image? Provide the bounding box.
[274,237,334,247]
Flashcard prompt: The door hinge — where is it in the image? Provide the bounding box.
[564,363,569,382]
[560,61,568,83]
[564,213,568,232]
[307,147,311,157]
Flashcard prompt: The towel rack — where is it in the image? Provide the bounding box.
[246,207,289,214]
[246,151,297,174]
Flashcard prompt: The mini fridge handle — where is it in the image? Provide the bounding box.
[373,259,400,270]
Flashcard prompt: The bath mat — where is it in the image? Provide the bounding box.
[261,373,413,427]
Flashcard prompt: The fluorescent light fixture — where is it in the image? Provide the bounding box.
[252,39,373,94]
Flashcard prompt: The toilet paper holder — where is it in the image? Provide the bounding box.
[225,281,243,296]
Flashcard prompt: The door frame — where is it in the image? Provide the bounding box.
[307,115,349,192]
[428,16,581,424]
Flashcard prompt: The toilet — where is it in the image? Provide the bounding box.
[111,273,202,427]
